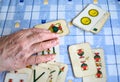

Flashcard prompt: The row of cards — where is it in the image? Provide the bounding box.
[34,4,110,35]
[69,43,106,82]
[5,62,68,82]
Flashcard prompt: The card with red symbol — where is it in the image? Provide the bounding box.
[83,48,106,82]
[34,20,69,37]
[69,43,97,77]
[47,62,68,82]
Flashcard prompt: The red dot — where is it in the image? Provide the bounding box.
[20,79,24,82]
[9,79,12,82]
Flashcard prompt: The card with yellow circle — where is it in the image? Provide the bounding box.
[72,4,110,34]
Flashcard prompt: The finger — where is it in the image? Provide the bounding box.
[26,32,59,46]
[30,38,59,54]
[26,54,55,65]
[24,28,50,33]
[15,38,59,60]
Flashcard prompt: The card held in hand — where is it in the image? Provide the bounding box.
[34,20,69,37]
[69,43,97,77]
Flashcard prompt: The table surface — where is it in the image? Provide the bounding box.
[0,0,120,82]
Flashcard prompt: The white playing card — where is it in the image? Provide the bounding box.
[83,48,106,82]
[48,62,68,82]
[38,63,59,82]
[69,43,97,77]
[72,4,109,33]
[32,65,50,82]
[4,73,28,82]
[34,20,69,37]
[37,45,60,62]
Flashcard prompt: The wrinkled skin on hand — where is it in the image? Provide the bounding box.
[0,28,59,72]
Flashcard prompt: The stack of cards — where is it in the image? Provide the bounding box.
[34,20,69,37]
[72,4,110,34]
[4,62,68,82]
[69,43,106,82]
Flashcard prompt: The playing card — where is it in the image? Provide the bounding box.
[32,65,50,82]
[72,4,110,33]
[48,62,68,82]
[37,45,60,62]
[69,43,97,77]
[38,63,59,82]
[34,20,69,36]
[83,48,106,82]
[4,73,28,82]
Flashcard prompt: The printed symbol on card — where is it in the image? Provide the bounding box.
[8,79,24,82]
[77,49,85,58]
[58,66,65,75]
[80,17,91,25]
[96,62,102,67]
[88,9,99,17]
[96,69,103,78]
[49,70,56,82]
[94,52,101,62]
[81,61,88,71]
[46,49,51,54]
[48,23,63,34]
[41,47,56,55]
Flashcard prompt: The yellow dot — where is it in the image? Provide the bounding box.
[44,0,48,5]
[15,22,20,28]
[81,17,91,25]
[68,80,73,82]
[89,9,99,17]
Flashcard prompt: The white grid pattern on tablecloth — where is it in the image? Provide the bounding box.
[0,0,120,82]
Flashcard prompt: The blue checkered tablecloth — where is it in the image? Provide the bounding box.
[0,0,120,82]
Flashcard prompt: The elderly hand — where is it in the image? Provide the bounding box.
[0,28,59,72]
